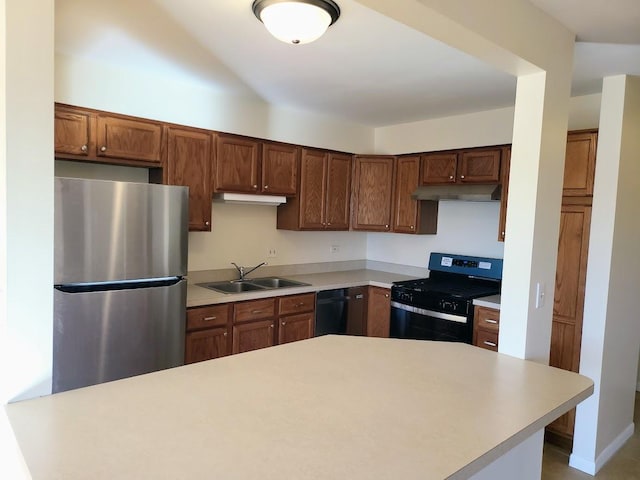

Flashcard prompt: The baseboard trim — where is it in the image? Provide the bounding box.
[569,422,635,475]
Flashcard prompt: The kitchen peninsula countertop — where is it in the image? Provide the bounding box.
[6,336,593,480]
[187,268,416,307]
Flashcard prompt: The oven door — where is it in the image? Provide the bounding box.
[390,301,473,343]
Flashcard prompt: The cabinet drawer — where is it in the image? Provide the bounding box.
[234,298,276,323]
[278,293,315,315]
[476,329,499,351]
[187,304,230,331]
[475,306,500,332]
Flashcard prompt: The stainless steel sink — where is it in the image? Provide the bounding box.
[197,281,268,294]
[196,277,310,294]
[248,277,310,289]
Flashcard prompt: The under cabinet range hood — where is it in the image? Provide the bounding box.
[411,184,501,202]
[213,193,287,206]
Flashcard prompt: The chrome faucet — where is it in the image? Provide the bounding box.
[231,262,267,281]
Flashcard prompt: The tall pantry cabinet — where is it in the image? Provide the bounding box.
[502,130,597,446]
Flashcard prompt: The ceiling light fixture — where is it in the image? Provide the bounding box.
[252,0,341,45]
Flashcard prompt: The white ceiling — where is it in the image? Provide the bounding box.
[55,0,640,127]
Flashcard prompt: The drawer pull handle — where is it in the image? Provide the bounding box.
[295,302,305,307]
[483,341,497,347]
[203,316,217,321]
[485,319,498,324]
[251,310,263,314]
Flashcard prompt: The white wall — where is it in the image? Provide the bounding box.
[189,203,366,271]
[571,75,640,474]
[1,0,54,477]
[55,54,373,154]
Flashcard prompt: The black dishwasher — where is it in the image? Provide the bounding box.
[315,288,366,336]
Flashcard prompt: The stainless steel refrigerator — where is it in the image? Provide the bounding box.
[53,177,188,393]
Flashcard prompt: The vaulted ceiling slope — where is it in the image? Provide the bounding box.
[55,0,640,127]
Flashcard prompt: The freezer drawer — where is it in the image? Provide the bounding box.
[53,279,186,393]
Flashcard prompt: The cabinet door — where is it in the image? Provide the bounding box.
[298,149,328,229]
[548,203,592,440]
[232,320,275,354]
[392,156,419,233]
[324,153,351,230]
[346,287,367,336]
[563,131,597,196]
[498,146,511,242]
[366,286,391,337]
[95,114,162,164]
[351,156,394,232]
[278,312,314,345]
[185,327,229,364]
[262,142,299,196]
[55,105,93,157]
[421,152,457,184]
[166,127,213,231]
[214,134,260,193]
[458,149,501,183]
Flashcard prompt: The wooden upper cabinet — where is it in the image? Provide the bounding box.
[96,114,163,164]
[166,127,213,231]
[214,133,261,193]
[55,105,93,157]
[563,130,597,196]
[459,148,501,183]
[277,149,351,231]
[421,148,501,185]
[324,153,352,230]
[261,142,299,196]
[498,146,511,242]
[421,152,458,184]
[392,155,437,234]
[351,155,394,232]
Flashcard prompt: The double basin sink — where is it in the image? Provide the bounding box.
[197,277,310,294]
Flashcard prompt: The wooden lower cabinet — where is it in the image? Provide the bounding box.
[233,320,276,354]
[279,312,314,344]
[366,286,391,337]
[184,304,231,364]
[185,328,229,364]
[473,306,500,352]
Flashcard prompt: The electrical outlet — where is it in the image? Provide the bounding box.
[267,248,277,258]
[330,245,340,254]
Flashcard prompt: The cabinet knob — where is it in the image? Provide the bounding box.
[100,146,107,152]
[252,184,258,189]
[270,324,274,329]
[223,332,228,337]
[80,144,88,153]
[460,175,465,179]
[501,231,505,237]
[281,321,286,326]
[205,221,210,226]
[385,224,389,229]
[264,185,269,189]
[327,222,331,226]
[322,222,326,226]
[385,294,389,298]
[449,175,454,180]
[410,225,414,230]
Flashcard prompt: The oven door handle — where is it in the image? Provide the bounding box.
[390,301,468,324]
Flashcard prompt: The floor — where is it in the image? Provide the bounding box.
[542,392,640,479]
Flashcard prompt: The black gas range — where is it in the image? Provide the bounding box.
[390,253,502,344]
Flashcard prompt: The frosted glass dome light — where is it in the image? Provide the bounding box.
[252,0,341,45]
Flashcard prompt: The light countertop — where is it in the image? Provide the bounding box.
[6,336,592,480]
[187,269,416,307]
[473,294,501,309]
